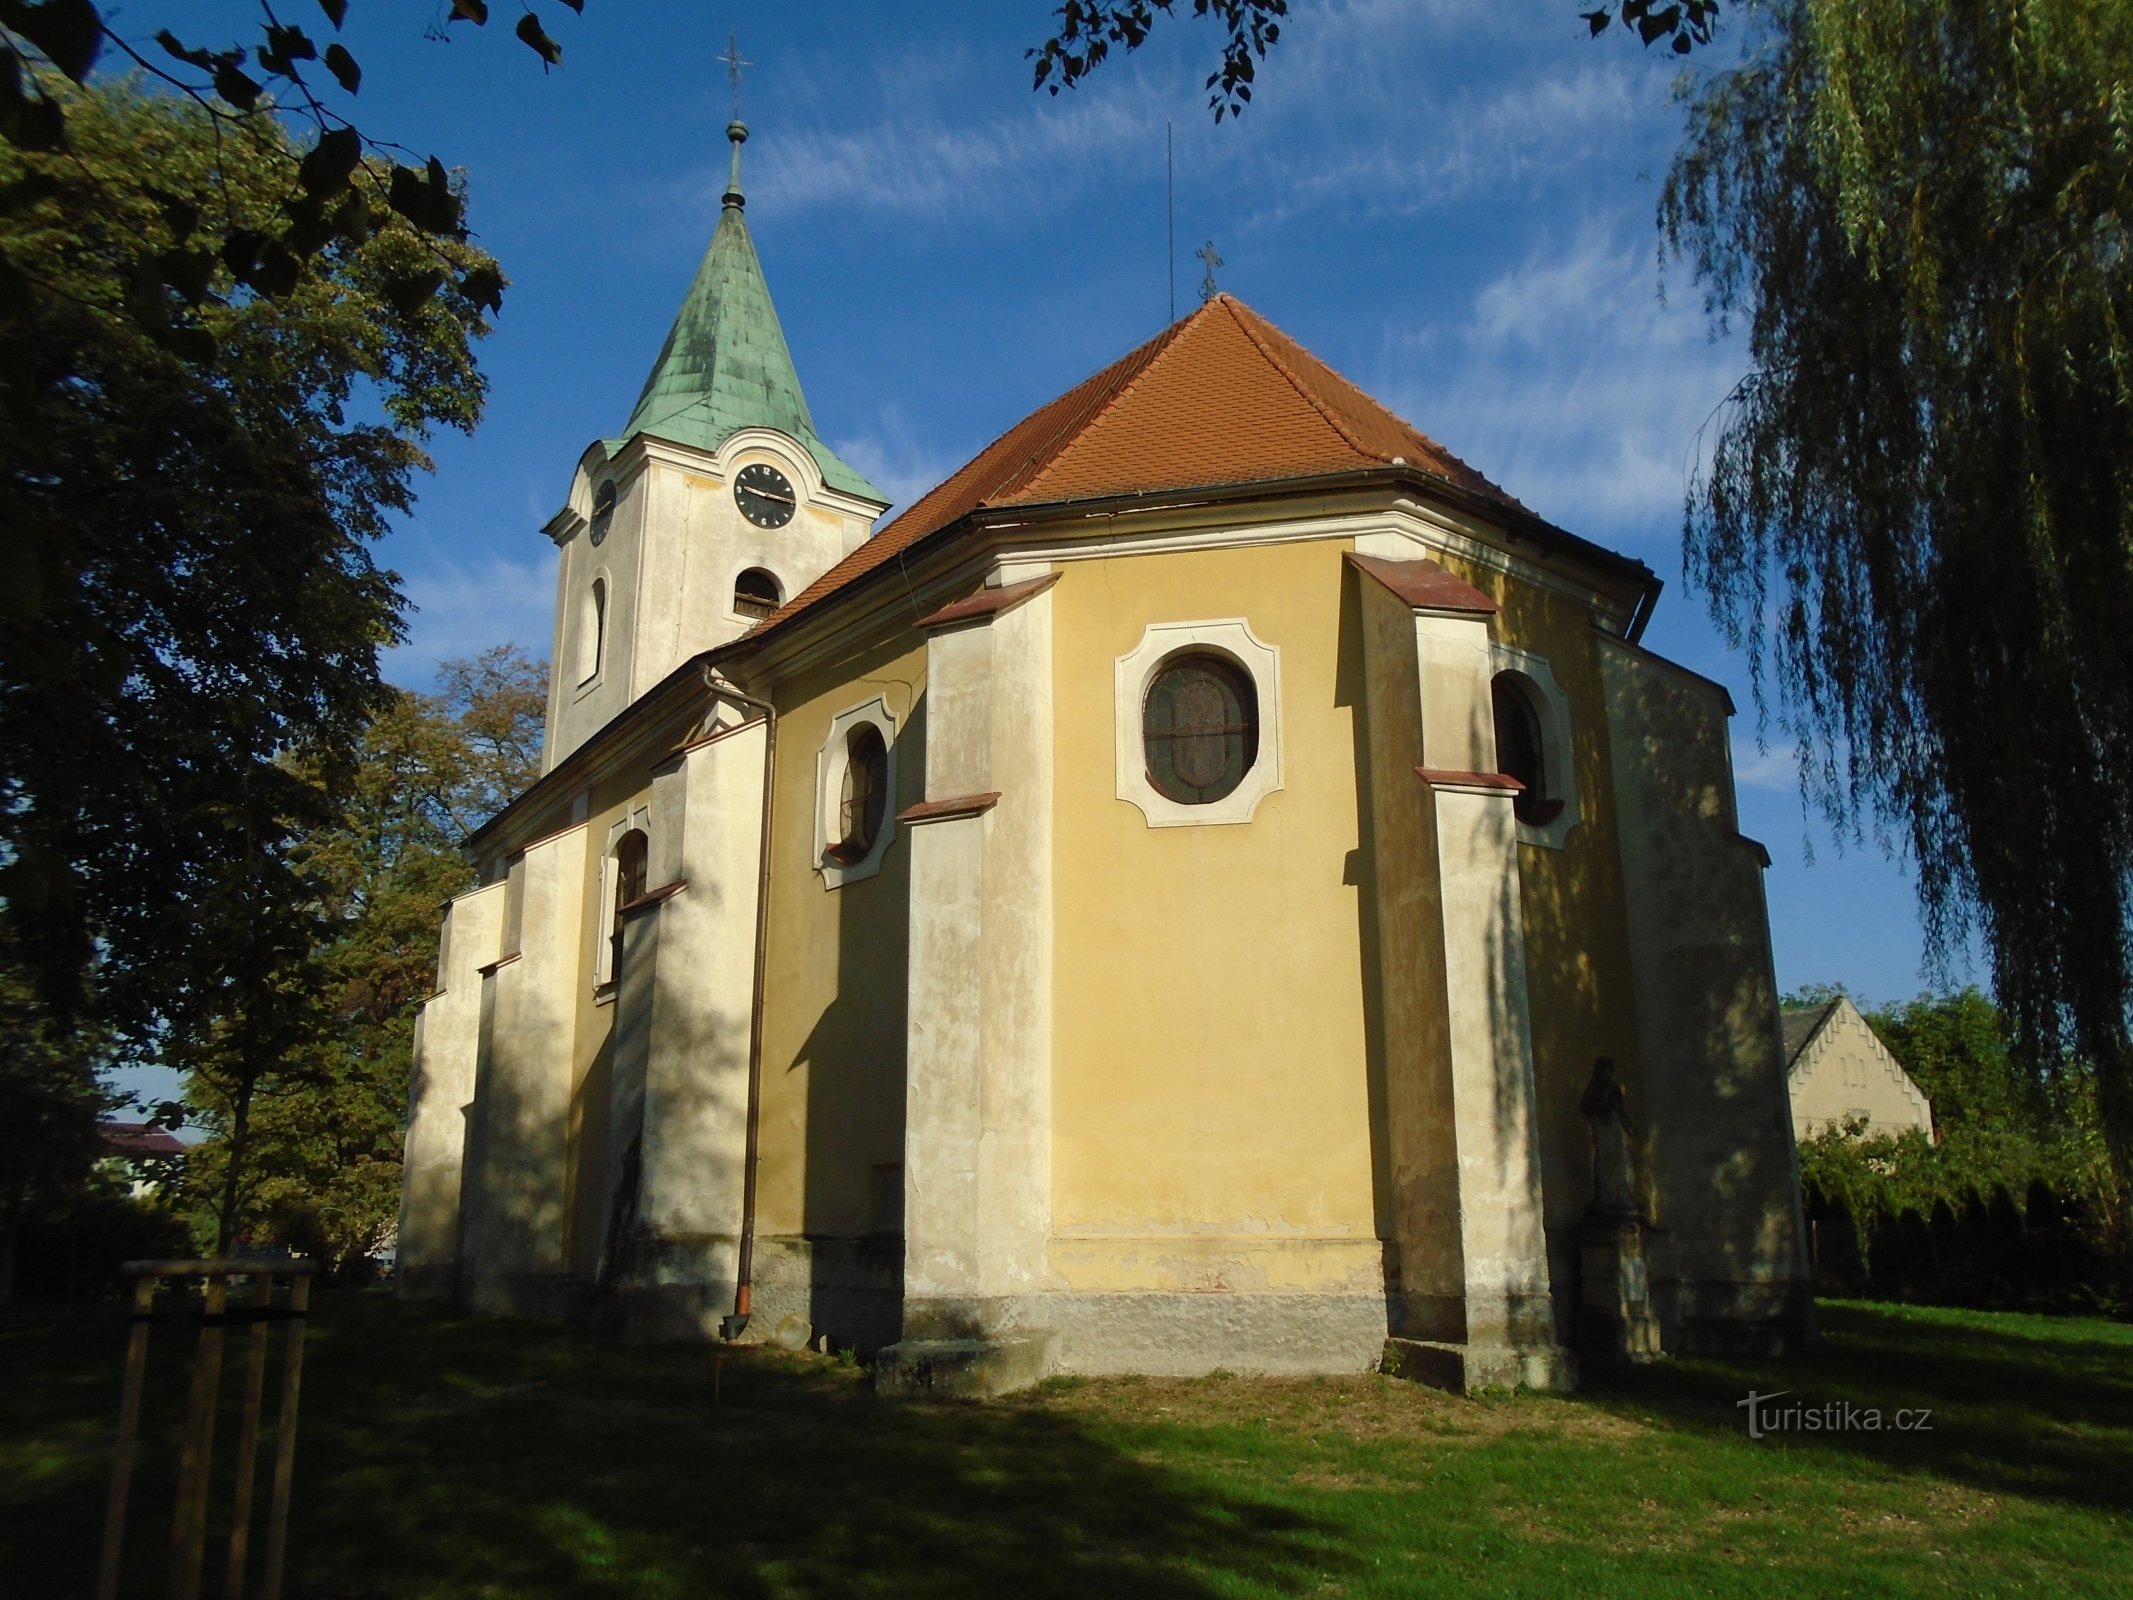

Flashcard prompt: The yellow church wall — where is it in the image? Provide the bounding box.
[1049,537,1383,1296]
[1475,567,1647,1228]
[752,632,930,1244]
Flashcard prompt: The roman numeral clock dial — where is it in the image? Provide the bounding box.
[734,463,797,529]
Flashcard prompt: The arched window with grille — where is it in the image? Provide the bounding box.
[609,828,649,980]
[733,567,782,621]
[827,725,888,865]
[1143,652,1259,806]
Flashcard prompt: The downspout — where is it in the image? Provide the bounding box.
[704,670,776,1342]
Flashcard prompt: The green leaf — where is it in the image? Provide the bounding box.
[457,263,503,314]
[0,169,63,213]
[298,125,361,196]
[9,0,101,84]
[450,0,489,23]
[0,46,67,150]
[154,29,215,71]
[323,41,360,94]
[213,60,262,111]
[383,268,445,317]
[315,0,347,27]
[247,240,301,299]
[221,228,267,282]
[514,14,561,68]
[157,246,214,302]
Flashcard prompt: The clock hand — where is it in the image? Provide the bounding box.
[749,486,796,506]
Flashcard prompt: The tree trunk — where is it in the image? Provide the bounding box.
[216,1074,257,1256]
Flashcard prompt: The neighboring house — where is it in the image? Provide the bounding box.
[97,1121,187,1201]
[397,119,1811,1395]
[1782,996,1935,1142]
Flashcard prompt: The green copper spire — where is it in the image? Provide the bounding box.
[616,119,883,503]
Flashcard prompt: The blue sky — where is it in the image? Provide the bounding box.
[160,0,1971,1009]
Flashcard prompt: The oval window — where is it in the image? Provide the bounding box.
[1143,653,1258,805]
[828,724,889,865]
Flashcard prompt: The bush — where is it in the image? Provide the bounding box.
[9,1194,194,1303]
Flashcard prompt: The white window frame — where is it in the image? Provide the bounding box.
[815,697,899,888]
[1114,618,1283,828]
[595,806,652,991]
[1490,644,1579,850]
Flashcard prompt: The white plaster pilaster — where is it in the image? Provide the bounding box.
[461,822,588,1310]
[398,880,505,1297]
[634,723,764,1274]
[901,586,1055,1337]
[1352,555,1561,1367]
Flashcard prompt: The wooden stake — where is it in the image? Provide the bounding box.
[223,1272,275,1596]
[258,1272,310,1600]
[167,1274,227,1600]
[95,1274,157,1600]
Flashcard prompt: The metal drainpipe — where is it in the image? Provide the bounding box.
[705,671,776,1342]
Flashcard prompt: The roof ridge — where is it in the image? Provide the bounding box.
[1012,306,1209,502]
[1219,296,1380,464]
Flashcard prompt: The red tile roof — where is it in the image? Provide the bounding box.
[752,295,1527,639]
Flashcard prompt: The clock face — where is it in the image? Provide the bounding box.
[734,463,797,529]
[588,480,617,546]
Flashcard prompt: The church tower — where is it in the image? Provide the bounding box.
[539,119,887,772]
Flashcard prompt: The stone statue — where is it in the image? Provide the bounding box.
[1580,1056,1638,1216]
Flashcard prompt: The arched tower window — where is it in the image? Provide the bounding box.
[733,567,782,621]
[609,828,649,979]
[577,576,607,685]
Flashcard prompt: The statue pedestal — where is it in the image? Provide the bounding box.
[1575,1212,1663,1365]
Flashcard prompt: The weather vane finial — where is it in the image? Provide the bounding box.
[721,30,752,121]
[1196,240,1224,304]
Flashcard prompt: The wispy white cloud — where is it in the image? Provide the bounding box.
[831,405,981,524]
[385,554,556,690]
[1732,735,1802,793]
[1374,215,1743,546]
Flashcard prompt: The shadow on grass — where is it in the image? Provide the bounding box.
[1580,1300,2133,1517]
[6,1291,1349,1600]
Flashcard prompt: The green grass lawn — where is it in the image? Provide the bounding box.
[4,1293,2129,1598]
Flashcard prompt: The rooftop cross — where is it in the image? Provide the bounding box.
[721,30,752,120]
[719,32,752,210]
[1196,240,1224,304]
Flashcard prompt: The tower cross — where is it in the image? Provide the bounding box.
[721,31,752,120]
[1196,240,1224,304]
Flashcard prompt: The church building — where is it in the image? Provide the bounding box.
[398,119,1812,1394]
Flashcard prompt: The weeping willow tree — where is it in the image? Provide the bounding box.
[1662,0,2133,1267]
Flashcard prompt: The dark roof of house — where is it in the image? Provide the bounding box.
[99,1121,187,1158]
[1779,999,1844,1070]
